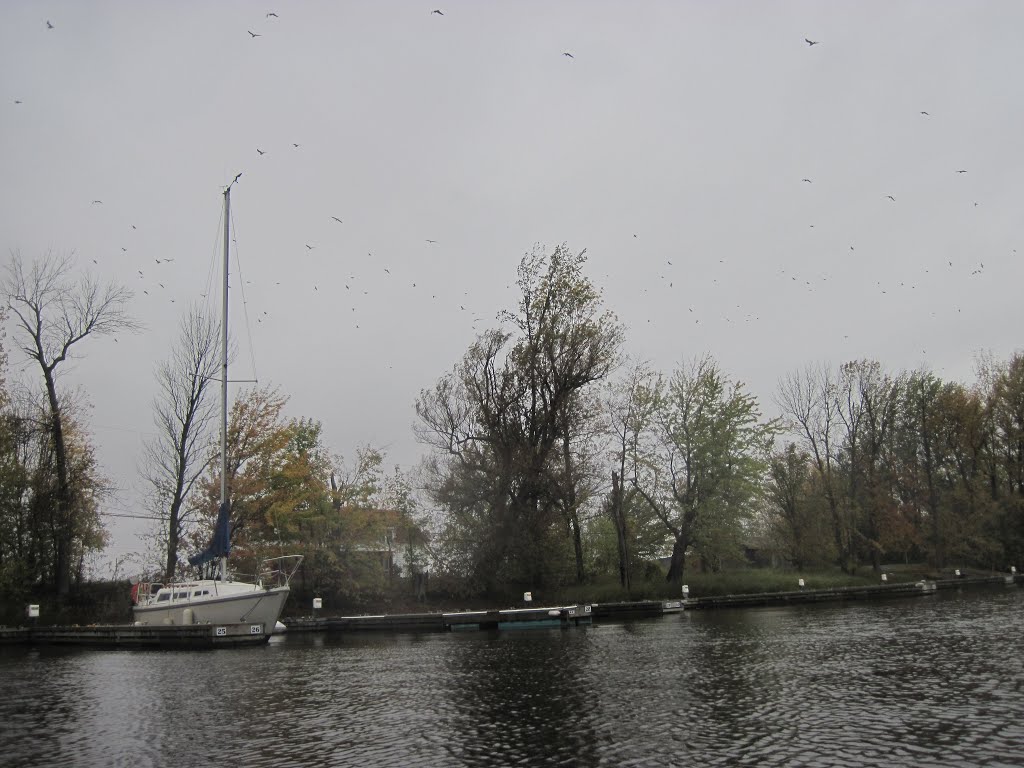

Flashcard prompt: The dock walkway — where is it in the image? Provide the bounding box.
[0,622,270,649]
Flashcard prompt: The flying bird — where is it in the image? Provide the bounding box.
[805,38,819,46]
[14,99,22,104]
[920,111,930,116]
[266,12,278,17]
[331,216,343,223]
[956,169,967,173]
[563,51,574,58]
[802,178,812,183]
[431,9,444,14]
[257,148,265,155]
[886,195,895,202]
[425,239,438,244]
[46,21,54,29]
[305,244,314,250]
[248,30,261,38]
[92,200,103,204]
[292,143,300,148]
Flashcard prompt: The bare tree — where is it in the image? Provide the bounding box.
[141,306,219,581]
[3,251,137,594]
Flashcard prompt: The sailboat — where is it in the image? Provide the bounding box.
[132,180,302,630]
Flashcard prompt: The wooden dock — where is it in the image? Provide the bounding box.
[0,622,270,649]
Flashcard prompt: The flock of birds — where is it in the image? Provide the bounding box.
[10,10,1014,367]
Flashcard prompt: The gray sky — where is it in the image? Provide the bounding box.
[3,2,1022,571]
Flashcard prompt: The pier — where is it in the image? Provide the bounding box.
[0,622,270,649]
[2,575,1018,648]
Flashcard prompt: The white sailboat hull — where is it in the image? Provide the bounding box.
[133,581,290,628]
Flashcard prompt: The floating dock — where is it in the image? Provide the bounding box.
[285,604,594,634]
[0,622,270,649]
[680,575,1010,610]
[4,575,1018,647]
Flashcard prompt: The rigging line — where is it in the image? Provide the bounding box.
[202,204,224,326]
[100,511,168,521]
[228,202,260,387]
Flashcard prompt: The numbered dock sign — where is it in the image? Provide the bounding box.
[27,604,39,618]
[250,624,262,635]
[523,592,532,602]
[215,626,227,637]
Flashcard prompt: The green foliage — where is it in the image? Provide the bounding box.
[629,356,779,582]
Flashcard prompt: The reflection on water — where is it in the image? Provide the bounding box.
[2,587,1022,767]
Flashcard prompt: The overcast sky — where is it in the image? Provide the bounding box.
[3,1,1022,572]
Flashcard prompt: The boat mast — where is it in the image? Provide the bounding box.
[220,185,230,582]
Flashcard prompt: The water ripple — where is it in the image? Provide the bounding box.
[1,587,1022,767]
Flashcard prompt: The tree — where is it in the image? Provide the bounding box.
[142,306,220,580]
[776,364,856,572]
[631,356,778,583]
[846,361,904,571]
[766,443,833,570]
[192,386,297,569]
[416,244,623,594]
[3,251,136,594]
[603,361,660,589]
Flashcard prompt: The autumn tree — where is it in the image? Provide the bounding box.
[982,354,1024,565]
[3,251,135,594]
[142,306,219,580]
[192,386,299,571]
[416,244,623,594]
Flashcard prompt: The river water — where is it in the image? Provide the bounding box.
[2,585,1022,767]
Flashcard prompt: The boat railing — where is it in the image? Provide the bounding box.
[256,555,304,589]
[131,580,164,606]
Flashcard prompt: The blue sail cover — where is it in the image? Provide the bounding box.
[188,501,232,567]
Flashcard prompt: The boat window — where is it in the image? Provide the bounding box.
[175,591,189,599]
[193,590,209,597]
[157,593,170,602]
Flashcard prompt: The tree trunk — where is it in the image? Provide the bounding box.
[611,471,630,590]
[43,368,72,595]
[165,497,182,582]
[665,534,687,584]
[569,512,585,584]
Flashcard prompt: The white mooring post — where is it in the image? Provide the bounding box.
[881,573,888,582]
[681,584,690,598]
[798,578,805,590]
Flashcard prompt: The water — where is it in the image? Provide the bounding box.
[2,586,1022,767]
